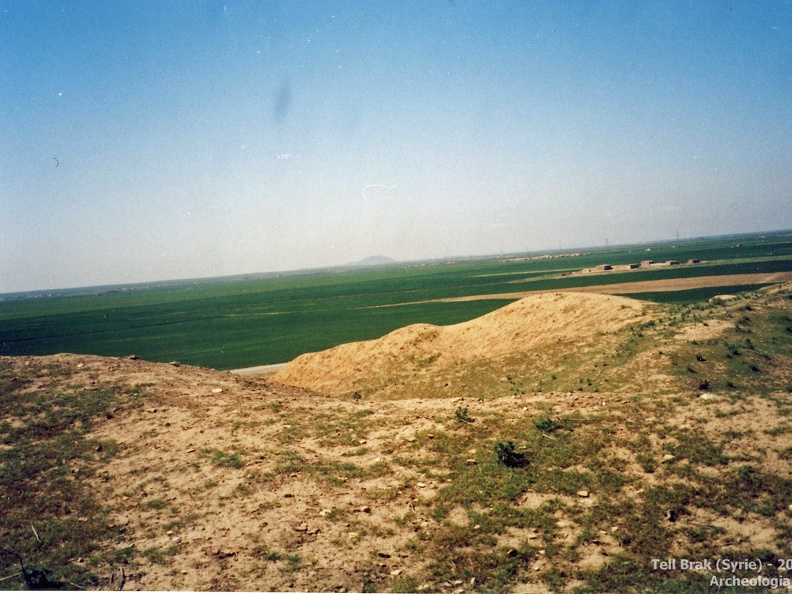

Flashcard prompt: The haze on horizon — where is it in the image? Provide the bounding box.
[2,1,791,294]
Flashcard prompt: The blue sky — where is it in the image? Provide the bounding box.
[1,1,790,292]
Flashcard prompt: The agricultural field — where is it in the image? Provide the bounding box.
[2,231,791,370]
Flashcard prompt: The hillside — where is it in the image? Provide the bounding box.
[1,285,792,592]
[272,292,654,399]
[348,256,398,267]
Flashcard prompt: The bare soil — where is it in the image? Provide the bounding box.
[272,292,652,397]
[2,283,792,592]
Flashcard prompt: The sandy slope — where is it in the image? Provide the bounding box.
[272,292,649,396]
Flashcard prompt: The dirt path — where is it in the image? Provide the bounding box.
[230,362,288,375]
[435,271,792,303]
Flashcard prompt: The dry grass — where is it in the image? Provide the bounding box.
[1,285,791,591]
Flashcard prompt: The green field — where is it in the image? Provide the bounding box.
[616,282,776,304]
[2,231,791,369]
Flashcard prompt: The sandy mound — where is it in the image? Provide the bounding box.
[272,292,647,395]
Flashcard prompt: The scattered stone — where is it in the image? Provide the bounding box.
[466,459,477,465]
[76,363,84,368]
[468,449,477,454]
[319,509,332,517]
[211,388,223,394]
[390,569,402,576]
[358,439,367,445]
[662,454,675,462]
[417,482,427,488]
[526,531,539,539]
[186,448,195,453]
[360,506,371,513]
[452,579,464,585]
[377,552,391,559]
[577,490,589,498]
[127,355,141,360]
[348,532,359,540]
[406,437,417,443]
[181,570,188,575]
[473,524,480,530]
[284,493,294,498]
[699,393,714,400]
[214,548,235,559]
[294,523,308,532]
[169,361,181,367]
[373,457,382,463]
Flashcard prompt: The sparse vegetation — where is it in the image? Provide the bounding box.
[493,440,528,468]
[0,365,148,589]
[1,242,791,591]
[454,406,474,424]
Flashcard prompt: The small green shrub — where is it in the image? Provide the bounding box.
[455,407,474,424]
[493,441,527,468]
[535,416,562,433]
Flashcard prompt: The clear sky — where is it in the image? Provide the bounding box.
[1,1,791,293]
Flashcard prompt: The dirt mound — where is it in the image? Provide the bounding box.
[272,292,648,396]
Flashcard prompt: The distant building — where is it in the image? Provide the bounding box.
[688,259,700,264]
[626,263,640,269]
[666,260,681,266]
[640,260,654,267]
[596,264,613,271]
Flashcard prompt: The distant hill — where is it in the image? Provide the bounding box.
[346,255,398,267]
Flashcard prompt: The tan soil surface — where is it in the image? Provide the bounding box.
[3,283,791,592]
[232,362,288,376]
[272,292,650,397]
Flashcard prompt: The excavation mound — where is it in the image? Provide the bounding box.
[272,292,648,396]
